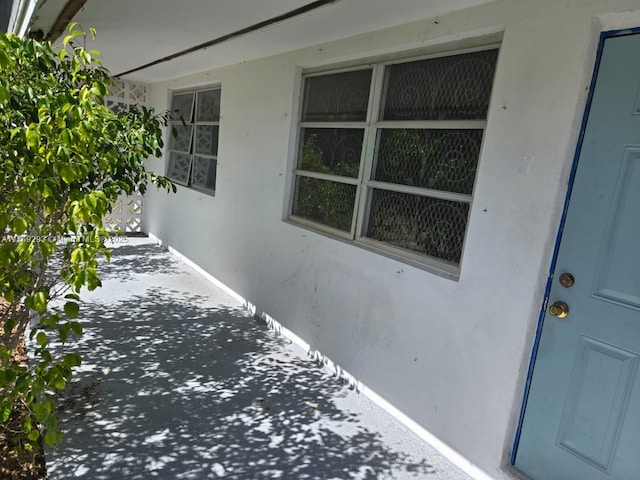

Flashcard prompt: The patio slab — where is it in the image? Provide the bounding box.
[45,237,472,480]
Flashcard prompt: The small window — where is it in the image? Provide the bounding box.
[289,48,498,275]
[167,87,221,195]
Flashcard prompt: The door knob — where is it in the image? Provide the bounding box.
[558,273,575,288]
[548,301,569,318]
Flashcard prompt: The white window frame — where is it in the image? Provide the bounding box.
[166,86,221,195]
[288,46,499,277]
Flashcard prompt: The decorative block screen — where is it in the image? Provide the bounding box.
[103,80,147,234]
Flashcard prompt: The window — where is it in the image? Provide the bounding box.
[289,48,498,275]
[167,87,221,195]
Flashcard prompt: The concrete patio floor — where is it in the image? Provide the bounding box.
[45,237,472,480]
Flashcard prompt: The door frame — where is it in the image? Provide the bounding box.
[510,25,640,468]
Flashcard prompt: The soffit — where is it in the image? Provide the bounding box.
[30,0,495,83]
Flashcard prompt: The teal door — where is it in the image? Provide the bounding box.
[515,32,640,479]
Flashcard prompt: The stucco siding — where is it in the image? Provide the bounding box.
[142,1,640,478]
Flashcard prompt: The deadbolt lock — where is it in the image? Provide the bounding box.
[549,301,569,318]
[559,273,575,288]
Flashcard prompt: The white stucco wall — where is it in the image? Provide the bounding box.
[141,1,640,478]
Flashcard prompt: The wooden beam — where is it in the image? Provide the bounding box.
[48,0,88,42]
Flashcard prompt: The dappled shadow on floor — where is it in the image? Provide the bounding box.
[44,239,180,286]
[46,243,439,479]
[97,242,182,281]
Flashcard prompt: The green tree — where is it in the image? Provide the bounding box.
[0,27,174,448]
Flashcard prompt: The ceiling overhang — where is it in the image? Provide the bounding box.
[28,0,496,83]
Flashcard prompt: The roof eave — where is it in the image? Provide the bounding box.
[7,0,39,36]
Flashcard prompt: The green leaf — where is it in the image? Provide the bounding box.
[85,193,97,209]
[70,248,84,263]
[69,322,83,335]
[77,207,91,222]
[64,301,79,318]
[39,313,60,329]
[3,317,16,334]
[44,430,57,447]
[40,349,52,363]
[86,268,101,290]
[60,165,76,184]
[28,429,40,441]
[26,127,39,149]
[12,217,28,234]
[62,28,82,48]
[25,39,35,56]
[0,402,11,423]
[33,291,48,314]
[0,85,9,104]
[52,377,66,389]
[15,373,30,393]
[36,331,48,346]
[63,353,81,368]
[0,49,9,68]
[40,240,56,257]
[33,402,51,423]
[4,368,16,383]
[0,213,10,231]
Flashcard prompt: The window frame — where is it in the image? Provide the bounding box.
[291,64,374,240]
[167,86,221,196]
[288,45,499,277]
